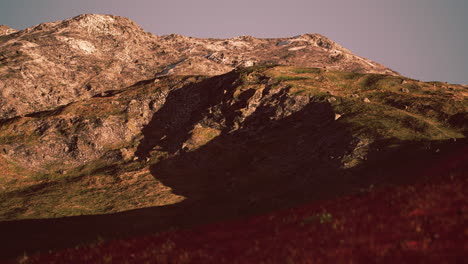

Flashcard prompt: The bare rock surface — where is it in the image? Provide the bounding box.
[0,14,167,119]
[0,25,17,36]
[0,66,465,180]
[0,14,398,119]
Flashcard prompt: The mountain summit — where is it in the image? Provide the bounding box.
[0,25,16,36]
[0,14,397,119]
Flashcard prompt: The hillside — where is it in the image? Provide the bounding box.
[1,65,466,218]
[0,14,466,262]
[0,65,466,260]
[24,151,468,263]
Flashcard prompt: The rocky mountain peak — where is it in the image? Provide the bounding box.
[0,25,17,36]
[300,33,340,48]
[18,13,148,38]
[0,14,399,119]
[60,14,146,36]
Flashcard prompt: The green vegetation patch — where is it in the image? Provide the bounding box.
[301,212,333,226]
[324,71,405,93]
[275,75,311,82]
[0,156,179,221]
[332,96,462,140]
[290,68,322,74]
[238,64,279,75]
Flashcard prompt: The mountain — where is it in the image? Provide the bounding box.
[0,65,466,260]
[1,65,465,218]
[0,25,17,36]
[0,14,466,261]
[0,14,397,119]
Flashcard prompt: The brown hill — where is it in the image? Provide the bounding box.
[0,14,397,119]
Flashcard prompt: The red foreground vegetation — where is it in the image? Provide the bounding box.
[27,151,467,264]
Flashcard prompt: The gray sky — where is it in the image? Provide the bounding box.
[1,0,467,84]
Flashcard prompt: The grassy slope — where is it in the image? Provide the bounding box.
[267,66,465,139]
[26,144,467,263]
[0,76,198,220]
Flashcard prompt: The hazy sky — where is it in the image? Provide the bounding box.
[1,0,467,84]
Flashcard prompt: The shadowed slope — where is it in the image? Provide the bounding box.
[0,98,355,260]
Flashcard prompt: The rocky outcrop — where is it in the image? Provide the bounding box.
[0,25,17,36]
[0,14,398,119]
[0,75,201,171]
[155,57,234,77]
[0,14,168,119]
[1,66,465,177]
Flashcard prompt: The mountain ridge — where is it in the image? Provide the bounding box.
[0,14,397,119]
[0,25,17,36]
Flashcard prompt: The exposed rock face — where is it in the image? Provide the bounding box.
[155,57,234,77]
[0,75,197,171]
[0,14,166,119]
[0,25,17,36]
[0,14,398,119]
[1,66,465,178]
[157,33,398,76]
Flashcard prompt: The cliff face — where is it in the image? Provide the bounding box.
[0,14,397,119]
